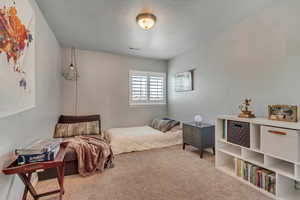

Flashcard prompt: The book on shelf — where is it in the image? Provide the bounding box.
[236,159,241,177]
[15,138,62,155]
[236,159,276,195]
[17,145,60,165]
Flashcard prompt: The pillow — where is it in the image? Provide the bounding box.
[167,120,180,130]
[54,121,100,138]
[168,123,182,132]
[151,118,180,133]
[157,120,172,132]
[151,118,161,129]
[162,117,172,120]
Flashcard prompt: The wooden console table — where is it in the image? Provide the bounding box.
[2,142,68,200]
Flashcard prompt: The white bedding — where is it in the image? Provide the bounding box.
[104,126,182,155]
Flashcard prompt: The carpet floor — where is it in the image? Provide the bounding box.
[32,145,271,200]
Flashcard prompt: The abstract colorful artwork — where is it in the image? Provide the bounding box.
[0,0,35,118]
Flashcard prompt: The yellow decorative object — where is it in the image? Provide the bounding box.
[238,99,256,118]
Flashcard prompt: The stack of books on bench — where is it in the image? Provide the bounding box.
[15,139,61,165]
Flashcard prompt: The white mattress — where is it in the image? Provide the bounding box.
[104,126,182,155]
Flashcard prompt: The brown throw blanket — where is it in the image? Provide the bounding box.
[67,136,114,176]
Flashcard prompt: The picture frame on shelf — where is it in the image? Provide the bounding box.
[268,105,298,122]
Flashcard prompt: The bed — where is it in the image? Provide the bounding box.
[104,125,182,155]
[39,115,104,180]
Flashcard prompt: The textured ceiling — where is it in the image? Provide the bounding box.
[36,0,274,60]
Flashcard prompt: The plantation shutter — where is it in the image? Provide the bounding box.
[130,73,148,102]
[149,75,164,102]
[129,71,166,105]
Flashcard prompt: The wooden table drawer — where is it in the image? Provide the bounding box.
[261,126,299,162]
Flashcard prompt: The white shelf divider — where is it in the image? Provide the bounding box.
[242,148,264,166]
[250,123,261,151]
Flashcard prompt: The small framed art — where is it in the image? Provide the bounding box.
[175,70,194,92]
[268,105,298,122]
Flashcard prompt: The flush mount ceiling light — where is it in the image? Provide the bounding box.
[136,13,157,30]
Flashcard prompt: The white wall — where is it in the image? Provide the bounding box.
[0,0,62,199]
[168,0,300,124]
[61,49,168,129]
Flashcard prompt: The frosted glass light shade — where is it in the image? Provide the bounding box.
[136,13,156,30]
[194,115,203,123]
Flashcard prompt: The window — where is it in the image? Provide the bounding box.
[129,70,166,105]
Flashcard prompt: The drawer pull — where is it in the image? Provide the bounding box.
[268,130,287,136]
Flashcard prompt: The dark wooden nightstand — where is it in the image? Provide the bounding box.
[182,122,215,158]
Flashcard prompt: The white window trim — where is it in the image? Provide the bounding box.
[129,70,167,106]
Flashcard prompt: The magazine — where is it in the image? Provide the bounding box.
[15,138,62,155]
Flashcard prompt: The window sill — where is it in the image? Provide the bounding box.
[129,103,166,108]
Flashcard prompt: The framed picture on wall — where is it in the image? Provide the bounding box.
[0,0,36,118]
[175,70,194,92]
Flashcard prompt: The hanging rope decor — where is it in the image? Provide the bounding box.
[62,47,79,115]
[62,47,79,81]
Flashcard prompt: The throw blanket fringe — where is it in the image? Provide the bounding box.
[67,136,114,176]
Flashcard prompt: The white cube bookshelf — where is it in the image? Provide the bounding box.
[297,165,300,179]
[216,115,300,200]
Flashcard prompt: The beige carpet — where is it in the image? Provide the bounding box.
[32,145,271,200]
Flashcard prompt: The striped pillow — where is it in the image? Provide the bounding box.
[54,121,100,138]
